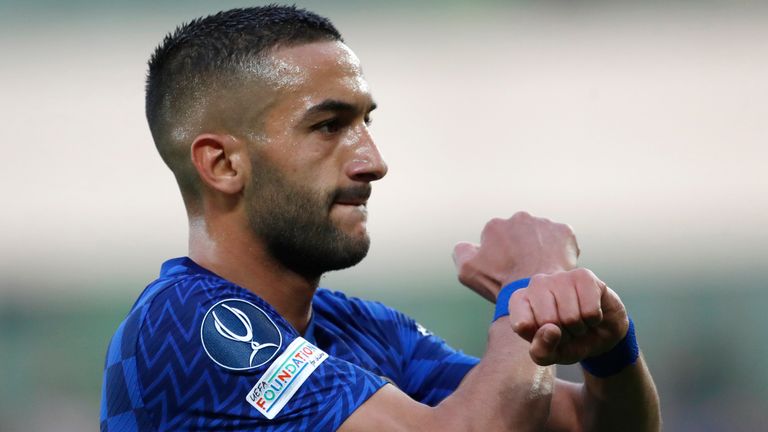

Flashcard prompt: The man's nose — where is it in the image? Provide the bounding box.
[345,130,388,182]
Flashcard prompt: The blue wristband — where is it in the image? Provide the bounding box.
[580,317,640,378]
[493,278,531,321]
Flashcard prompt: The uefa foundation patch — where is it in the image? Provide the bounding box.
[246,337,328,419]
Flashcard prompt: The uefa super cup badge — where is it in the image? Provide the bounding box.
[201,299,282,371]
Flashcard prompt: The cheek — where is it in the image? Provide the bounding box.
[257,131,349,188]
[290,161,341,192]
[295,145,349,186]
[258,138,326,177]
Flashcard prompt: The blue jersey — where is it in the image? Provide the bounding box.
[100,257,479,431]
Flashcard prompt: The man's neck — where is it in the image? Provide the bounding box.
[188,216,318,334]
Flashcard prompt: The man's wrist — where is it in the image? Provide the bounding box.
[580,317,640,378]
[493,278,531,321]
[500,265,569,289]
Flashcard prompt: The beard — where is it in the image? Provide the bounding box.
[245,159,371,279]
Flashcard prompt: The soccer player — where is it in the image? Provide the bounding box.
[100,5,660,431]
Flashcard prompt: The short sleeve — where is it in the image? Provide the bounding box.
[398,317,480,406]
[135,277,386,431]
[338,294,480,406]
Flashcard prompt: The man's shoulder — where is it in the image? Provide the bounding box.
[314,288,407,324]
[128,257,266,331]
[133,259,292,363]
[101,258,231,382]
[102,263,395,431]
[312,288,433,350]
[102,256,280,395]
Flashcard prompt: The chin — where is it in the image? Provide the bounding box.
[330,233,371,269]
[331,215,368,240]
[349,224,369,241]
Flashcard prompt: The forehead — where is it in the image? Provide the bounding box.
[262,40,372,109]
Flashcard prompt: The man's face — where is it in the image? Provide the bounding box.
[241,41,387,277]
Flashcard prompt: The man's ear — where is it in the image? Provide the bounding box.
[190,133,248,195]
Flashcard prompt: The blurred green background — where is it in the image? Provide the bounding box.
[1,1,767,431]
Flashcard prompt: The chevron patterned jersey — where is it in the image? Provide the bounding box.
[100,257,479,431]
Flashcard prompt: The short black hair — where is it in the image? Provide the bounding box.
[145,5,343,199]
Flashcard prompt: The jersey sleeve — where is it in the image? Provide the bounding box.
[396,312,480,406]
[134,277,386,432]
[344,294,480,407]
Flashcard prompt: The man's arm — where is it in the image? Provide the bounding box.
[511,273,660,431]
[546,358,660,432]
[340,318,553,431]
[339,213,576,431]
[454,212,661,432]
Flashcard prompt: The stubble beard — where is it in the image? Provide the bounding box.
[245,160,370,279]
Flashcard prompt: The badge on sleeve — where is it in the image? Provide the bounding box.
[201,299,282,371]
[245,337,328,419]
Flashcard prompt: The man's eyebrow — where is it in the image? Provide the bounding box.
[303,99,377,118]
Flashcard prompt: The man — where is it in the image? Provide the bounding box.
[100,5,660,431]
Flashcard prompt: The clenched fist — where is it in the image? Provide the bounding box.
[509,269,629,366]
[453,212,629,366]
[453,211,579,302]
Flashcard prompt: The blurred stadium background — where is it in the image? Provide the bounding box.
[1,1,767,430]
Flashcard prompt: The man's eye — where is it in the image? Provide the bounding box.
[314,119,342,134]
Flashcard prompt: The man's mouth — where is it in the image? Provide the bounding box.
[332,185,371,207]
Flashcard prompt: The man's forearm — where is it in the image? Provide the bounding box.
[580,355,661,432]
[340,319,559,431]
[432,321,555,432]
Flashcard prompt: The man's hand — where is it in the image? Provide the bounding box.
[453,212,628,366]
[509,268,629,366]
[451,212,660,431]
[452,212,580,302]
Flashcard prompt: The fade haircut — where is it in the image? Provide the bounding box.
[145,5,343,201]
